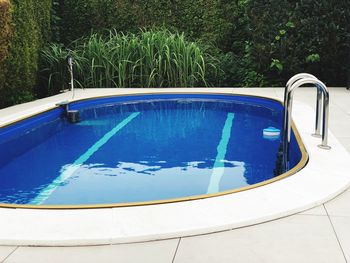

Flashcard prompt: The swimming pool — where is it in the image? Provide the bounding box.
[0,93,306,207]
[1,88,350,246]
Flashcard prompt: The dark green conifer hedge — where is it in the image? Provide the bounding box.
[0,0,11,95]
[0,0,52,108]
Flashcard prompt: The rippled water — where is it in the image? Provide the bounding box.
[0,96,301,205]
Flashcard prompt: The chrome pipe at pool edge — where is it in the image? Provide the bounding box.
[283,73,320,140]
[67,55,75,99]
[282,76,331,171]
[313,86,322,137]
[283,73,317,170]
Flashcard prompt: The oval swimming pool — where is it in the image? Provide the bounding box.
[0,93,307,207]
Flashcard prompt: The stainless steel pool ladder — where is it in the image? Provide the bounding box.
[282,73,331,171]
[67,55,75,100]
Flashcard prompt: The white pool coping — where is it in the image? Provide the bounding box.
[0,88,350,246]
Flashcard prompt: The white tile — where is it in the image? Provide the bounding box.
[330,216,350,262]
[337,138,350,153]
[329,88,350,115]
[298,205,327,216]
[273,87,284,99]
[233,88,277,98]
[325,187,350,217]
[174,215,346,263]
[328,105,350,138]
[275,87,318,107]
[0,208,114,246]
[4,239,178,263]
[274,87,350,111]
[0,247,16,262]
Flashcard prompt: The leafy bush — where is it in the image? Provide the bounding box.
[57,0,349,87]
[0,0,11,90]
[0,0,52,108]
[59,0,236,50]
[0,0,11,62]
[244,0,350,86]
[40,29,212,95]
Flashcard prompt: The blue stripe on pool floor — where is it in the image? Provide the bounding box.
[207,112,235,194]
[29,112,140,205]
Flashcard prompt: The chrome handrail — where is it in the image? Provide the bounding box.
[282,75,331,171]
[283,73,319,143]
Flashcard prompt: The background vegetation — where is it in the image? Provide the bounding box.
[40,30,209,96]
[0,0,52,108]
[0,0,11,90]
[0,0,349,107]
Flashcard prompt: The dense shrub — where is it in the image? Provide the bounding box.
[59,0,236,50]
[0,0,11,89]
[57,0,349,87]
[0,0,52,108]
[40,29,211,95]
[244,0,350,86]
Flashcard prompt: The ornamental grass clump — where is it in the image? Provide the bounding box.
[40,29,211,94]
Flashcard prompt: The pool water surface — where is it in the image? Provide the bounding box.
[0,94,302,206]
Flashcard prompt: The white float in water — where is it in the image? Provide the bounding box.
[263,126,281,140]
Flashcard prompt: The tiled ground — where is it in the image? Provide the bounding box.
[0,87,349,263]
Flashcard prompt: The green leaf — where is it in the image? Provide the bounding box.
[306,53,320,63]
[286,21,295,28]
[270,58,283,72]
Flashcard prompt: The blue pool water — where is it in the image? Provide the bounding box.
[0,94,302,206]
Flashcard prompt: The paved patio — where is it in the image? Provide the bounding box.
[0,87,349,263]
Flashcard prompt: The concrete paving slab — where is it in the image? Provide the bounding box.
[329,216,350,262]
[4,239,178,263]
[325,188,350,217]
[0,247,17,262]
[174,215,346,263]
[298,205,327,216]
[337,138,350,153]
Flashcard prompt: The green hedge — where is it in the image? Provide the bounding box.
[59,0,235,50]
[0,0,52,108]
[244,0,350,87]
[0,0,11,92]
[58,0,350,87]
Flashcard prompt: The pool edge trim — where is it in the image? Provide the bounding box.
[0,92,308,209]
